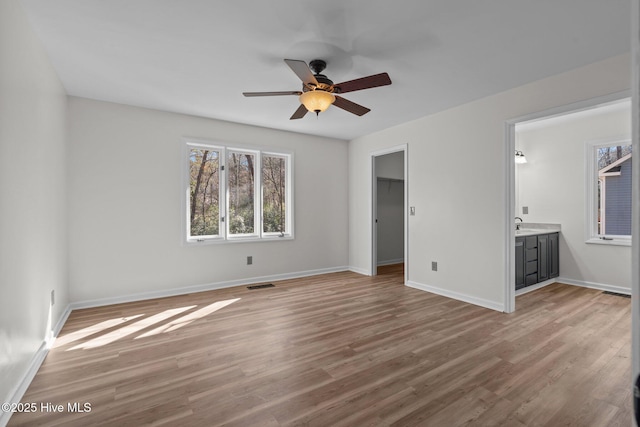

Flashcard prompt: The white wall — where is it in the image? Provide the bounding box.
[517,105,631,290]
[67,98,348,303]
[0,0,69,410]
[349,54,631,310]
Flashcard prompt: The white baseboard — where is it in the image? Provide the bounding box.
[0,343,48,427]
[70,266,351,310]
[515,278,557,296]
[1,304,72,427]
[556,277,631,295]
[53,304,72,338]
[406,280,504,312]
[348,266,370,276]
[377,258,404,266]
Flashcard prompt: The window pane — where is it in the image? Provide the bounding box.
[228,152,255,235]
[262,155,287,234]
[189,148,219,237]
[597,144,632,236]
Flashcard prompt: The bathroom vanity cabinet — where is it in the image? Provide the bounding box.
[515,232,559,290]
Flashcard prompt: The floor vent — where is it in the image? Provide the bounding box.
[603,291,631,298]
[247,284,275,290]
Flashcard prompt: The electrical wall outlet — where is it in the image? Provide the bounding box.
[432,261,437,271]
[247,256,253,265]
[50,290,55,306]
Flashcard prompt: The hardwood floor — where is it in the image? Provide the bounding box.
[9,267,631,426]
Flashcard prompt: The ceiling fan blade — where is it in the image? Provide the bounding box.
[284,59,319,87]
[290,104,308,120]
[334,73,392,94]
[333,96,371,116]
[243,91,302,97]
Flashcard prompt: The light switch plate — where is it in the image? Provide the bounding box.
[523,206,529,214]
[410,206,416,216]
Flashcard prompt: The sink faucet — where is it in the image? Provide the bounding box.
[515,217,523,230]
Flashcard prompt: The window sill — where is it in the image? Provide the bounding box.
[585,238,631,247]
[186,235,294,246]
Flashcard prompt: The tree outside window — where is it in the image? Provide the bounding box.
[189,148,220,237]
[185,141,292,243]
[262,155,287,234]
[227,151,256,235]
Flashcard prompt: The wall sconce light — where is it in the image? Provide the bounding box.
[515,150,527,164]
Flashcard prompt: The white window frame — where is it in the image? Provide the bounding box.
[261,150,294,238]
[184,141,226,242]
[183,138,294,245]
[585,138,632,246]
[226,147,261,241]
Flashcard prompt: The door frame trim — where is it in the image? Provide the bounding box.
[370,144,408,281]
[631,0,640,411]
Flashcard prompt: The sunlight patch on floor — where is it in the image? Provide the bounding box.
[55,314,145,348]
[68,307,194,350]
[136,298,240,339]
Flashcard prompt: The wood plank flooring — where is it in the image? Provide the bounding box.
[9,266,632,426]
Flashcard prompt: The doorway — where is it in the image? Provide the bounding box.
[371,145,407,280]
[504,91,631,312]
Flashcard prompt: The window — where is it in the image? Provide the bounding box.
[262,154,288,235]
[184,140,293,243]
[188,147,221,238]
[586,139,632,245]
[227,150,257,236]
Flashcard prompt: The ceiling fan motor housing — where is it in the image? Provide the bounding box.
[303,78,334,93]
[304,59,335,93]
[308,59,327,74]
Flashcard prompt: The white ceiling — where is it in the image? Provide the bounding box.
[19,0,631,141]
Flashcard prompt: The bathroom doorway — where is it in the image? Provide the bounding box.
[504,91,631,312]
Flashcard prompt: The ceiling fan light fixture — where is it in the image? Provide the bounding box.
[243,59,390,120]
[299,90,335,115]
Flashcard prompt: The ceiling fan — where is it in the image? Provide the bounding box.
[243,59,392,120]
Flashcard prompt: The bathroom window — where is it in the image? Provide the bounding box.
[184,139,293,243]
[585,139,632,245]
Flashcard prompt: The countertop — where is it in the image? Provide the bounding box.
[515,222,561,237]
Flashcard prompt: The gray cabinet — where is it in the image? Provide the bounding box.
[540,232,559,280]
[515,239,524,289]
[515,232,559,290]
[537,234,549,281]
[549,233,559,278]
[524,236,539,287]
[515,235,539,289]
